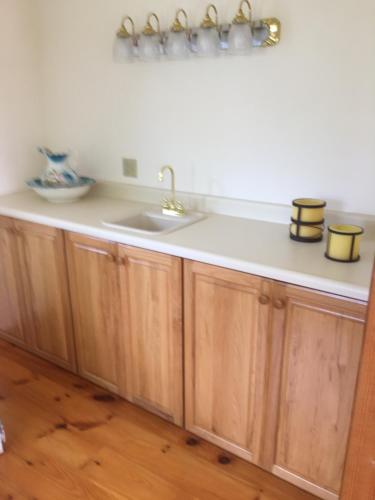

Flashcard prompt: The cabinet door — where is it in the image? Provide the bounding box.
[65,232,121,392]
[0,217,27,347]
[118,245,183,425]
[15,220,76,370]
[270,285,366,500]
[184,260,271,461]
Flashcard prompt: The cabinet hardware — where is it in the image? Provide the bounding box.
[273,298,286,310]
[259,295,270,305]
[116,256,126,266]
[106,254,116,263]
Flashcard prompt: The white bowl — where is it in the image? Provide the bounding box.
[27,177,96,204]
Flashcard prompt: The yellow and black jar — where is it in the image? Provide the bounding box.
[290,221,325,242]
[325,225,364,263]
[290,198,326,243]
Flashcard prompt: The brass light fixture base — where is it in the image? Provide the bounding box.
[260,17,281,47]
[171,9,189,33]
[143,13,161,36]
[116,16,135,39]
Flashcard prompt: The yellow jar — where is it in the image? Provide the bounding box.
[290,223,323,241]
[292,198,326,224]
[325,225,364,262]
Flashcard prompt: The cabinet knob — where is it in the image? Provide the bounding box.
[106,254,115,263]
[273,299,286,310]
[259,295,270,305]
[116,256,126,266]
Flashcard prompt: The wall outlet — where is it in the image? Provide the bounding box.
[122,158,138,178]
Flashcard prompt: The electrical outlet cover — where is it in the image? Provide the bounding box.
[122,158,138,178]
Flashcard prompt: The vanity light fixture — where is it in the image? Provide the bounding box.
[113,16,136,62]
[113,1,281,63]
[196,4,220,57]
[165,9,190,60]
[228,0,253,54]
[138,13,162,61]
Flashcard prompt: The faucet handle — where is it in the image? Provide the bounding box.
[174,200,186,216]
[161,197,172,210]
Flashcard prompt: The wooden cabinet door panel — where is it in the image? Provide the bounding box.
[184,260,271,461]
[118,245,183,425]
[273,286,366,498]
[65,232,120,392]
[15,220,76,370]
[0,217,27,346]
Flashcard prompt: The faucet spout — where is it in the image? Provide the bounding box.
[159,165,176,203]
[158,165,185,217]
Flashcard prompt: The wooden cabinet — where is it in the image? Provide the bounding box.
[267,284,366,500]
[65,232,121,393]
[0,214,367,499]
[15,220,76,370]
[66,235,184,423]
[0,216,75,370]
[14,221,75,370]
[118,245,183,425]
[0,217,28,347]
[184,260,272,461]
[184,261,365,500]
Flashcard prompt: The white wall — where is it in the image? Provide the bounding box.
[0,0,42,195]
[9,0,375,214]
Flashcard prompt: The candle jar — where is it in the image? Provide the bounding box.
[325,225,364,263]
[292,198,326,224]
[290,222,324,242]
[290,198,326,242]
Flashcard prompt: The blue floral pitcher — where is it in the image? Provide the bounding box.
[39,147,80,187]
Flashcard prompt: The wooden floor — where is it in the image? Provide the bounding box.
[0,339,317,500]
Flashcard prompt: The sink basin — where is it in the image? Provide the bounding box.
[102,210,205,236]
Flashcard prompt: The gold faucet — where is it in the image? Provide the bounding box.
[158,165,186,217]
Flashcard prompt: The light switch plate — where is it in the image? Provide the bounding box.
[122,158,138,178]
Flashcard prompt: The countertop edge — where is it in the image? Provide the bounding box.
[0,204,369,303]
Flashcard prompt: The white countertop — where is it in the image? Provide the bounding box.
[0,190,373,301]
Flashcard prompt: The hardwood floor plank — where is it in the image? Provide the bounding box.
[0,340,317,500]
[0,447,129,500]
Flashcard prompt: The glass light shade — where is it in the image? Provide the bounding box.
[113,36,135,63]
[138,34,162,61]
[228,23,252,54]
[196,28,220,57]
[165,31,190,60]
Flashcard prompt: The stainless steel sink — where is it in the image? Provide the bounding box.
[102,210,205,236]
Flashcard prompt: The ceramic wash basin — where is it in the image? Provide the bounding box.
[102,210,205,236]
